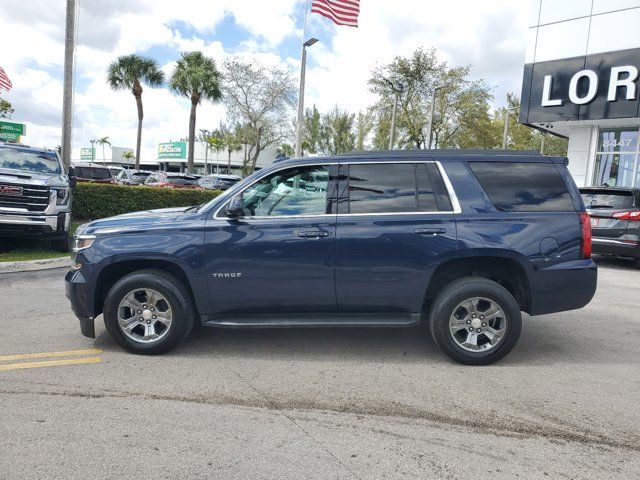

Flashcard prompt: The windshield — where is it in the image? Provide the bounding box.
[0,148,61,174]
[73,166,112,180]
[132,173,150,180]
[581,190,635,209]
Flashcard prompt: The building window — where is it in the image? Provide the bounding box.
[592,128,640,187]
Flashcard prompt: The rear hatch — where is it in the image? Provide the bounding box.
[580,188,637,238]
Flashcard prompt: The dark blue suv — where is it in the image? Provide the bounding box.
[65,150,597,365]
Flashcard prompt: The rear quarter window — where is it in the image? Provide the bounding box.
[469,161,574,212]
[580,190,635,209]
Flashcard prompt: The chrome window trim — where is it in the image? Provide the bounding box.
[212,159,461,220]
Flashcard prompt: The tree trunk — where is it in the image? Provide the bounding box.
[227,149,231,174]
[187,96,198,174]
[134,92,143,170]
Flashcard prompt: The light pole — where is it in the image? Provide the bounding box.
[426,85,444,149]
[61,0,76,172]
[502,106,519,150]
[89,139,96,161]
[295,37,319,159]
[384,78,405,150]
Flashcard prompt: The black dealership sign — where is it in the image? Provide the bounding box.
[519,48,640,124]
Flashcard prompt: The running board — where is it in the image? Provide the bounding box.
[202,313,421,329]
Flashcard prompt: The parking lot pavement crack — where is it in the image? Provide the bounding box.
[223,367,363,480]
[0,386,638,454]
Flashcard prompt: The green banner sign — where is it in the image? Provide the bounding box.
[80,148,95,160]
[0,121,26,136]
[158,141,187,160]
[0,132,21,142]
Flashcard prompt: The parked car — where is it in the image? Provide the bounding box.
[66,150,597,365]
[69,163,115,184]
[0,142,71,251]
[144,172,202,189]
[580,186,640,268]
[198,174,242,190]
[108,166,124,179]
[116,169,153,186]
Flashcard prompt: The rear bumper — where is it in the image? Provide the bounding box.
[528,259,597,316]
[65,269,96,338]
[592,237,640,258]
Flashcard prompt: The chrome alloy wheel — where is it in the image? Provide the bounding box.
[449,297,507,353]
[117,288,173,343]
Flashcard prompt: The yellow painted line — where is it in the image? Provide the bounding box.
[0,348,103,363]
[0,356,102,372]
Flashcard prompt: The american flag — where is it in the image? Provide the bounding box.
[311,0,360,27]
[0,66,12,92]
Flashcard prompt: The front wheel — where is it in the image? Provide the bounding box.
[103,269,195,354]
[429,277,522,365]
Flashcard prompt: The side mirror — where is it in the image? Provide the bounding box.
[226,195,245,217]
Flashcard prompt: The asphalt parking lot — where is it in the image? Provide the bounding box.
[1,257,639,480]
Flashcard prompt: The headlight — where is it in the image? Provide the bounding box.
[52,187,71,205]
[72,234,96,253]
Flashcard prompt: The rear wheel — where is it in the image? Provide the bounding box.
[103,269,195,354]
[634,257,640,270]
[429,277,522,365]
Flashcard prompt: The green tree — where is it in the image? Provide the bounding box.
[278,143,294,157]
[369,48,493,149]
[96,136,111,164]
[355,110,374,150]
[170,51,223,173]
[107,54,164,169]
[0,98,14,119]
[121,150,135,163]
[319,107,356,155]
[302,105,322,155]
[223,127,243,174]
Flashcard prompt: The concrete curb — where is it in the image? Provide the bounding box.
[0,256,71,274]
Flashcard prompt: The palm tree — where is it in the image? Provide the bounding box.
[121,150,135,163]
[96,136,111,164]
[207,135,224,174]
[224,131,242,174]
[107,54,164,170]
[170,51,222,173]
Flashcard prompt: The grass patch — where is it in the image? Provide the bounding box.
[0,221,82,263]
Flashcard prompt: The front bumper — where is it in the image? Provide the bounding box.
[592,237,640,258]
[0,212,70,237]
[65,269,96,338]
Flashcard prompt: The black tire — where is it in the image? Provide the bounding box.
[51,235,69,252]
[429,277,522,365]
[103,269,195,354]
[634,257,640,270]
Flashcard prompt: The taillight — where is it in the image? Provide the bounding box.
[579,212,592,259]
[613,210,640,221]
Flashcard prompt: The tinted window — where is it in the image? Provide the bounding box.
[580,189,635,209]
[425,163,453,211]
[240,165,329,217]
[417,164,437,211]
[73,167,112,179]
[348,164,416,213]
[469,162,574,212]
[167,176,197,186]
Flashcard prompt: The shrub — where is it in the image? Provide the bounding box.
[72,183,222,220]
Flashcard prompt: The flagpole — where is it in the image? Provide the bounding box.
[295,0,316,159]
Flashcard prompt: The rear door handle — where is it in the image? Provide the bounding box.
[298,230,332,238]
[414,228,447,236]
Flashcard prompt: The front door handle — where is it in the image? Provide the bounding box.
[298,230,332,239]
[414,228,447,236]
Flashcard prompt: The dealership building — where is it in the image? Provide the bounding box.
[520,0,640,187]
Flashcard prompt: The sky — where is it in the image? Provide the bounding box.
[0,0,533,161]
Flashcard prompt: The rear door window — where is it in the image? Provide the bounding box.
[580,190,635,209]
[345,163,447,214]
[469,161,574,212]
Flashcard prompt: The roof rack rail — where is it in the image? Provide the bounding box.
[337,149,542,157]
